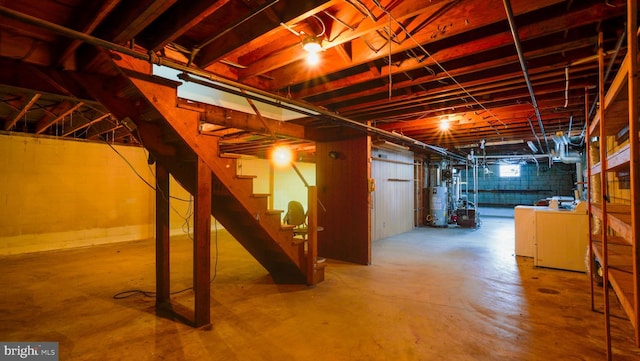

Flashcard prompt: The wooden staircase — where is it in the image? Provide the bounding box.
[74,53,325,287]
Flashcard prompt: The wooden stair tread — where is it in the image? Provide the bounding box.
[291,238,306,246]
[111,64,320,286]
[218,153,242,159]
[316,257,327,269]
[176,101,205,113]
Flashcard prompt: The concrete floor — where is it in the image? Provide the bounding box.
[1,213,640,360]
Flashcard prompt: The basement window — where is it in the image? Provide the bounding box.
[499,164,520,177]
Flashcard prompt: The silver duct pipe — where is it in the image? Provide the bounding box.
[503,0,550,154]
[575,161,584,200]
[552,134,584,199]
[552,134,582,163]
[473,154,551,160]
[0,6,466,160]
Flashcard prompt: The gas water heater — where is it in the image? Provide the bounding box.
[427,186,448,227]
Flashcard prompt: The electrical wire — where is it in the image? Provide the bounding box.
[99,122,222,300]
[105,141,156,190]
[388,14,392,100]
[371,0,507,132]
[103,138,191,203]
[104,137,207,262]
[310,14,326,37]
[112,219,221,299]
[563,66,569,108]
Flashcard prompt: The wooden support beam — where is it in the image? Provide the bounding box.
[34,101,84,134]
[155,162,171,305]
[5,93,40,131]
[626,0,640,348]
[194,157,212,328]
[307,185,318,285]
[597,30,612,359]
[62,112,111,136]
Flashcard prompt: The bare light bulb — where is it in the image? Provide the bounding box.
[439,119,450,131]
[271,145,293,167]
[306,51,320,65]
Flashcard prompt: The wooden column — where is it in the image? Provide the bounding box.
[597,30,612,360]
[316,137,371,264]
[626,0,639,347]
[306,186,318,285]
[155,162,170,305]
[194,157,212,328]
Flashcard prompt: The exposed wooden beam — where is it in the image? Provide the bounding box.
[35,101,84,134]
[112,0,178,45]
[56,0,122,68]
[180,99,306,139]
[198,0,335,68]
[141,0,230,51]
[238,0,457,80]
[5,93,40,131]
[250,0,565,86]
[61,112,111,136]
[291,2,621,100]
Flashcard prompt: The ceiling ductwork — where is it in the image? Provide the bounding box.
[551,133,582,164]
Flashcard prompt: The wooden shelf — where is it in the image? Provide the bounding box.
[590,52,637,137]
[588,10,640,354]
[590,140,631,176]
[591,203,633,241]
[607,143,631,172]
[591,203,630,215]
[592,240,637,328]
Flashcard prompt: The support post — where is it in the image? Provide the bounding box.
[626,0,639,347]
[307,186,318,285]
[597,30,612,360]
[155,162,170,305]
[194,157,212,328]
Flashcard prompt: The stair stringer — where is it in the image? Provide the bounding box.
[78,57,310,283]
[127,80,308,283]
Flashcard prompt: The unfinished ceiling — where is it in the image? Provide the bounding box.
[0,0,629,159]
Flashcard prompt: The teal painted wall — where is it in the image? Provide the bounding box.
[459,162,577,206]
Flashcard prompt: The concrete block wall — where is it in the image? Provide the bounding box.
[460,162,577,207]
[0,133,317,255]
[0,134,215,255]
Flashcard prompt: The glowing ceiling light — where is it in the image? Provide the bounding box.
[302,36,323,53]
[302,36,322,65]
[306,51,320,65]
[271,145,294,167]
[439,118,450,131]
